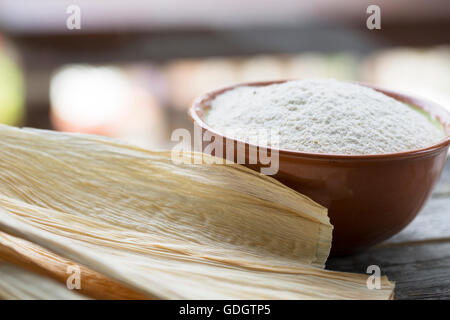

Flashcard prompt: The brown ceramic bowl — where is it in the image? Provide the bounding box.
[189,80,450,255]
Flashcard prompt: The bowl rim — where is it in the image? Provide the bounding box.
[189,80,450,160]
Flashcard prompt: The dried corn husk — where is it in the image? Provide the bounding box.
[0,233,146,300]
[0,262,88,300]
[0,125,394,299]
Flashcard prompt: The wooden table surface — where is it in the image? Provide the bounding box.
[326,158,450,300]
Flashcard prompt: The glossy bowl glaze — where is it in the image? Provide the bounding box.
[189,80,450,255]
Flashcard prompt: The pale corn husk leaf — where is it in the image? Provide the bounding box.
[0,262,88,300]
[0,125,394,299]
[0,232,147,300]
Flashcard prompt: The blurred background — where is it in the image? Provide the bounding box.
[0,0,449,148]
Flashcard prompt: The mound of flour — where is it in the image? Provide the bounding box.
[204,79,444,155]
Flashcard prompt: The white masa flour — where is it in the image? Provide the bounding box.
[205,79,445,155]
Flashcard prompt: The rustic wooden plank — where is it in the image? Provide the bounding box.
[326,242,450,300]
[381,197,450,245]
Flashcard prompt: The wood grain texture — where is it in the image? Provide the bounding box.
[327,242,450,300]
[327,159,450,300]
[382,197,450,246]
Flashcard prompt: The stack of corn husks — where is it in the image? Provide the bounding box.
[0,125,394,299]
